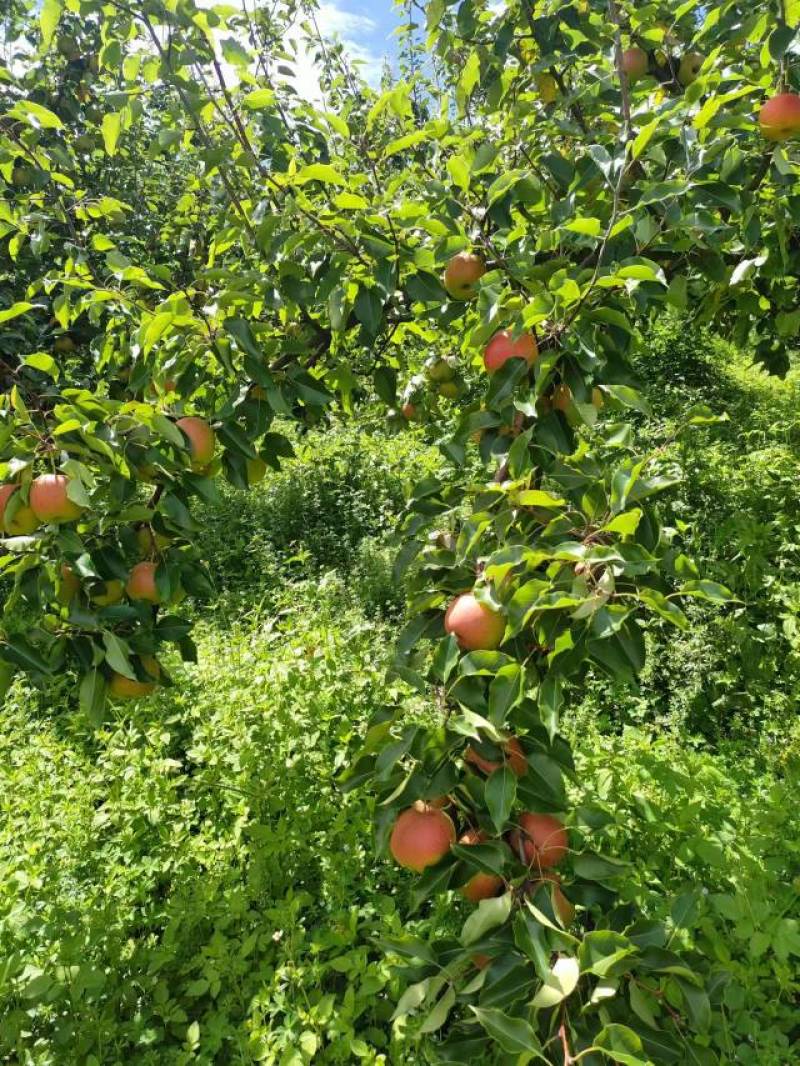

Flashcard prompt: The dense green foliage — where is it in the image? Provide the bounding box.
[1,337,799,1062]
[579,315,800,758]
[3,0,800,1059]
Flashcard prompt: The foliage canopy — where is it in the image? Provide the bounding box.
[1,0,799,1060]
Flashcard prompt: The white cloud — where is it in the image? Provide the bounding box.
[289,3,384,101]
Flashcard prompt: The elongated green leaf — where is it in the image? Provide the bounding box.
[293,164,346,186]
[242,88,275,109]
[391,977,436,1020]
[513,910,550,980]
[9,100,63,129]
[451,839,508,877]
[0,636,53,675]
[594,1023,649,1065]
[485,766,516,833]
[679,580,733,603]
[0,302,35,324]
[40,0,63,47]
[487,664,524,726]
[769,23,795,60]
[470,1007,542,1055]
[573,852,630,880]
[101,112,121,156]
[419,985,455,1033]
[79,668,106,726]
[102,631,135,679]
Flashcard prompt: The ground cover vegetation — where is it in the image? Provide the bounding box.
[0,0,799,1062]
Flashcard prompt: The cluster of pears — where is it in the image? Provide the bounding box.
[619,44,705,87]
[0,416,218,538]
[388,585,573,941]
[438,252,600,416]
[388,250,604,431]
[621,45,800,141]
[0,415,222,701]
[54,526,177,697]
[610,44,800,141]
[524,36,800,142]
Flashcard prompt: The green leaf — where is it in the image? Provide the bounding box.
[514,489,566,508]
[538,674,562,741]
[0,301,35,324]
[573,852,630,880]
[8,100,63,129]
[458,51,481,102]
[409,861,457,913]
[373,366,397,406]
[667,275,688,309]
[485,766,516,833]
[470,1007,542,1055]
[102,631,135,679]
[242,88,275,109]
[154,615,193,642]
[220,36,250,68]
[594,1023,649,1065]
[632,117,660,160]
[101,112,122,156]
[375,935,438,966]
[225,316,263,360]
[531,955,580,1009]
[0,660,15,699]
[565,217,602,237]
[40,0,63,48]
[142,312,174,355]
[0,635,53,675]
[447,154,470,192]
[384,129,430,157]
[391,977,435,1020]
[460,891,513,946]
[153,413,186,449]
[79,668,106,727]
[513,909,551,979]
[354,287,383,336]
[578,930,638,977]
[293,164,346,186]
[679,580,733,603]
[677,977,711,1031]
[603,509,642,536]
[22,352,58,378]
[629,980,659,1028]
[419,985,455,1033]
[451,839,508,877]
[638,589,689,630]
[217,421,258,460]
[334,191,368,210]
[21,972,53,1000]
[487,664,524,726]
[601,385,652,413]
[485,169,524,205]
[769,22,795,60]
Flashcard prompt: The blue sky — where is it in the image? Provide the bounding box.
[299,0,403,90]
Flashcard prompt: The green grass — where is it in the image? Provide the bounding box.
[1,343,800,1064]
[0,583,406,1064]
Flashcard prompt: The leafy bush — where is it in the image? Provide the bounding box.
[0,583,410,1064]
[571,728,800,1066]
[576,315,800,752]
[201,424,439,613]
